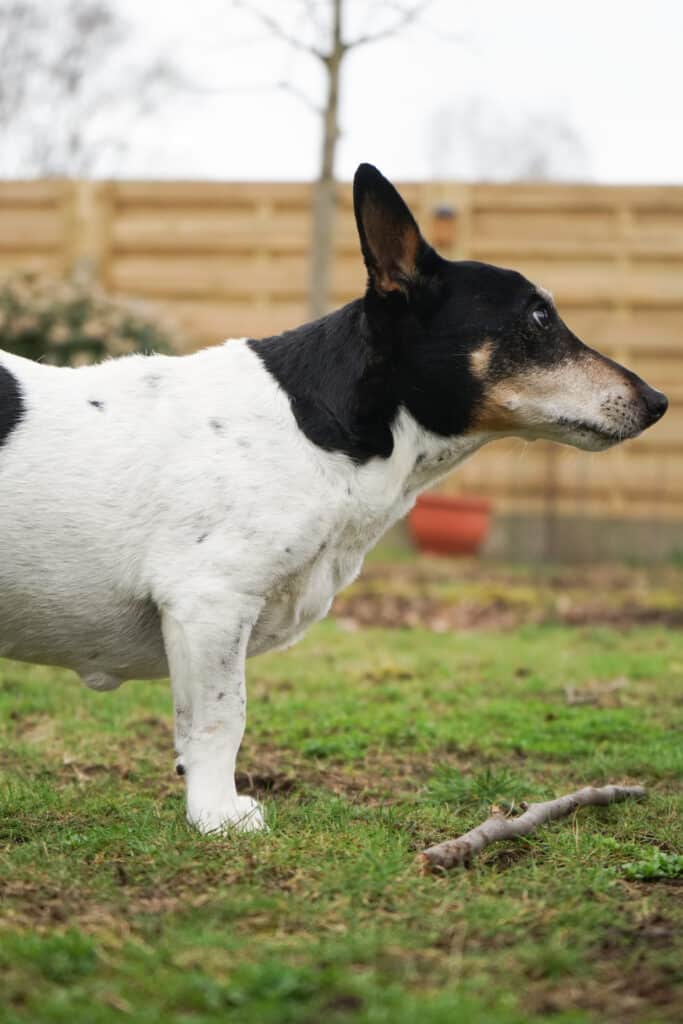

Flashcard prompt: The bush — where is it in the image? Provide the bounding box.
[0,269,188,366]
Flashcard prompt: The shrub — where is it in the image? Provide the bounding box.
[0,269,188,366]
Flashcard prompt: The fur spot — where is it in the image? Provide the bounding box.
[175,762,185,776]
[196,532,209,544]
[88,400,104,410]
[209,418,225,434]
[0,364,24,448]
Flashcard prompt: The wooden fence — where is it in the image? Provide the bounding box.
[2,178,683,536]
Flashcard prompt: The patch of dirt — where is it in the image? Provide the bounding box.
[530,909,683,1023]
[0,879,91,929]
[234,768,297,796]
[561,963,680,1023]
[323,995,364,1014]
[485,844,534,871]
[334,593,531,632]
[600,916,678,954]
[16,716,57,745]
[237,741,470,806]
[0,875,224,934]
[332,560,683,632]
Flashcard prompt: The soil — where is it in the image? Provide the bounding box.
[332,559,683,632]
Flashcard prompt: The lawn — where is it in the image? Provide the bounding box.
[1,562,682,1023]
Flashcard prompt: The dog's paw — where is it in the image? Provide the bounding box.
[188,795,266,835]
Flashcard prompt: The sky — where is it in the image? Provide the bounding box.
[16,0,683,182]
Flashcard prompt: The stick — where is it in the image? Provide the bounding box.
[419,784,646,873]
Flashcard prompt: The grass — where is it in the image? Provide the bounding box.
[1,619,682,1023]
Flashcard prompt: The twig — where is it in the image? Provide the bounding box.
[347,1,431,49]
[232,0,325,61]
[419,784,646,873]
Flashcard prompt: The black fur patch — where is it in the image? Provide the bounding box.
[88,400,104,410]
[249,302,398,463]
[0,363,24,449]
[249,166,607,462]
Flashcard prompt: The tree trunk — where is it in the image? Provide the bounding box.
[308,0,343,319]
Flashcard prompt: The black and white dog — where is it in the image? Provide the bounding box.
[0,165,667,833]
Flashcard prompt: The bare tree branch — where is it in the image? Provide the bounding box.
[0,0,180,177]
[232,0,325,61]
[277,80,322,115]
[419,784,647,873]
[346,0,431,49]
[300,0,328,35]
[162,75,321,115]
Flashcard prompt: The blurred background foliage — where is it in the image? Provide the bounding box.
[0,269,183,365]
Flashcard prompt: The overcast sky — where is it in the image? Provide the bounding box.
[31,0,683,182]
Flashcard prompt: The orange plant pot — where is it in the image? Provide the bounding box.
[408,493,492,556]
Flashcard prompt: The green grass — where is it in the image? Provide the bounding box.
[1,622,682,1023]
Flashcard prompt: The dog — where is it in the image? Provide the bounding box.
[0,165,667,833]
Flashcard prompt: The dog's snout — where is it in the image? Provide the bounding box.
[639,383,668,426]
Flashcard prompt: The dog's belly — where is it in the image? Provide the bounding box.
[0,585,168,682]
[0,547,353,679]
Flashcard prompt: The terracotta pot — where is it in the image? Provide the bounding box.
[408,493,492,556]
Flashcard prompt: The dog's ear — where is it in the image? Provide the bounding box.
[353,163,434,298]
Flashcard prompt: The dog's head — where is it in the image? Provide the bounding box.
[354,164,667,451]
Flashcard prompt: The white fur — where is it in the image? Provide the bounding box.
[0,340,487,832]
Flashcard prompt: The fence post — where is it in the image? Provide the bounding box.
[63,180,113,287]
[420,182,473,261]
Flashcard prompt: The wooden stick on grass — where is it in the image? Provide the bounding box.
[419,784,647,873]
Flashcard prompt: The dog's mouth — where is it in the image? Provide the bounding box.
[550,417,638,451]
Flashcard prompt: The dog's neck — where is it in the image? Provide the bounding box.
[250,298,487,479]
[389,407,490,499]
[250,300,399,464]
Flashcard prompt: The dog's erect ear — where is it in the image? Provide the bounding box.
[353,163,432,297]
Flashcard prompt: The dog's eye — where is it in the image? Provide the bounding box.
[532,305,551,329]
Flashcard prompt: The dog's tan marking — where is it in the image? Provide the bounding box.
[471,352,637,436]
[472,384,525,433]
[469,339,494,379]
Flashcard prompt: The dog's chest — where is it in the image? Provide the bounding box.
[248,490,410,656]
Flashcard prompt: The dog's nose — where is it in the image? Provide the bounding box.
[640,384,668,426]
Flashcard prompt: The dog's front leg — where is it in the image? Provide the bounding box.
[161,588,265,834]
